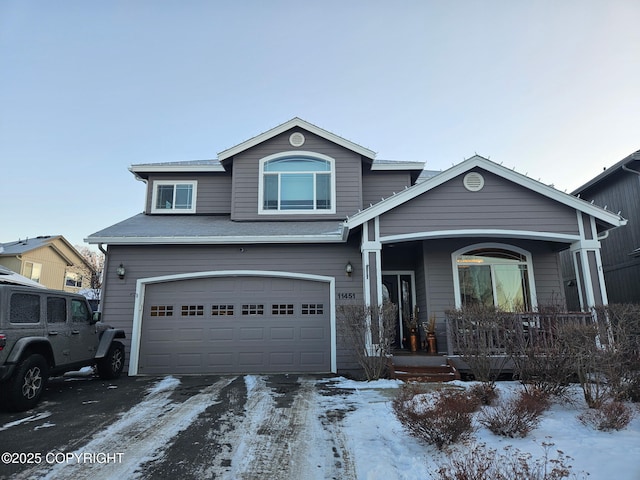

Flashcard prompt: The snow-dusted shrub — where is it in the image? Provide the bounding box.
[478,390,550,438]
[469,382,498,406]
[432,442,586,480]
[392,386,477,450]
[578,400,634,431]
[336,302,397,380]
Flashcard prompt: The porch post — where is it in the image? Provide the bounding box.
[361,218,382,353]
[571,213,609,310]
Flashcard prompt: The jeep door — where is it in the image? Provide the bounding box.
[68,298,98,363]
[46,295,74,366]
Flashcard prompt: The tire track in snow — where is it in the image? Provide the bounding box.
[20,376,235,480]
[228,376,356,480]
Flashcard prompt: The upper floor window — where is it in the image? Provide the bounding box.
[65,272,83,288]
[151,180,197,213]
[23,261,42,283]
[259,153,336,214]
[453,245,535,311]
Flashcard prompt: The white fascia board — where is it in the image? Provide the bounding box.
[129,164,225,174]
[370,162,425,171]
[346,156,627,229]
[218,117,376,161]
[380,229,582,244]
[84,234,345,245]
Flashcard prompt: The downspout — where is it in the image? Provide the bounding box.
[97,244,108,313]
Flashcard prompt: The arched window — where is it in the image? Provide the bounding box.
[259,153,335,214]
[454,246,535,311]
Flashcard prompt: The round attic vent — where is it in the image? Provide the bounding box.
[463,172,485,191]
[289,132,305,147]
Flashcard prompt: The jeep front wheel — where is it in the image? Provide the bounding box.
[6,354,49,412]
[97,341,125,379]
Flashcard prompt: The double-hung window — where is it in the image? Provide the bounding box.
[151,181,197,213]
[259,153,335,214]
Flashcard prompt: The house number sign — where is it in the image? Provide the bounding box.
[337,292,356,300]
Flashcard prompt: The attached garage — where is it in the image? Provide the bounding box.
[130,272,334,375]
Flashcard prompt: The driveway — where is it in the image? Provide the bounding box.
[0,372,367,480]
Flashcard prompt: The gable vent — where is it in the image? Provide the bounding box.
[463,172,485,191]
[289,132,305,147]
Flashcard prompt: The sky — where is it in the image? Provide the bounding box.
[1,0,639,249]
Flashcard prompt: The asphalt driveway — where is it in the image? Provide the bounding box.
[0,372,359,480]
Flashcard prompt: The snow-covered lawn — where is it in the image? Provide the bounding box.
[337,378,640,479]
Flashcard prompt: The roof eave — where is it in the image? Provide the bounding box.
[85,234,346,245]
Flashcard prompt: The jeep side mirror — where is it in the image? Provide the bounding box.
[91,311,101,324]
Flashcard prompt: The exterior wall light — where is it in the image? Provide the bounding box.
[116,263,126,279]
[345,261,353,277]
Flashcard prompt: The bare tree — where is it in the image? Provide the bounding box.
[76,246,104,300]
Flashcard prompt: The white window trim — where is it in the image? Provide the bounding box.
[258,151,337,215]
[151,180,197,214]
[451,242,538,310]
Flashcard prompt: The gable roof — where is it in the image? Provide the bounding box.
[0,235,90,268]
[217,117,377,161]
[345,155,627,230]
[572,149,640,195]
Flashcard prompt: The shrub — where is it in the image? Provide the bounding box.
[478,390,550,438]
[432,442,586,480]
[336,302,397,380]
[578,400,634,431]
[392,386,476,450]
[469,382,499,406]
[445,306,516,384]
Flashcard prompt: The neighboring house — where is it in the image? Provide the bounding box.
[562,149,640,307]
[0,235,95,293]
[86,118,626,377]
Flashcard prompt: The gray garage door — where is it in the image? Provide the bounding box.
[138,275,331,374]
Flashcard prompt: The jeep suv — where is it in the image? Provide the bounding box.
[0,284,126,411]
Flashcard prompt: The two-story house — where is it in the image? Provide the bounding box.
[562,149,640,306]
[87,118,625,377]
[0,235,95,293]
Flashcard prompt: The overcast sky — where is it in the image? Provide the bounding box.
[1,0,639,249]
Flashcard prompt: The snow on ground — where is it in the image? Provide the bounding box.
[9,376,640,479]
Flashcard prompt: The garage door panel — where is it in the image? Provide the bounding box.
[140,275,331,374]
[271,327,295,340]
[209,328,234,340]
[300,326,325,340]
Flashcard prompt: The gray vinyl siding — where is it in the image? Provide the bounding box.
[362,170,412,208]
[379,169,580,237]
[230,129,363,221]
[145,173,232,214]
[102,242,363,373]
[576,171,640,303]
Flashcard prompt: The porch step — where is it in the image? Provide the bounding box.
[390,360,461,383]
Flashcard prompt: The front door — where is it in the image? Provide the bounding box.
[382,272,416,349]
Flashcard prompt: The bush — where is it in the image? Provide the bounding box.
[336,302,397,380]
[469,382,499,406]
[578,400,634,431]
[478,390,550,438]
[392,386,476,450]
[432,442,585,480]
